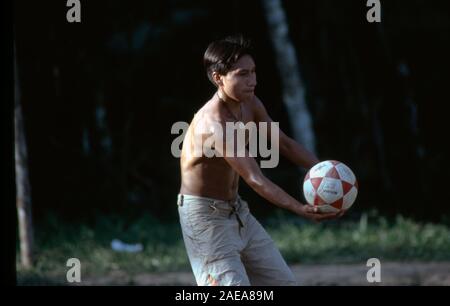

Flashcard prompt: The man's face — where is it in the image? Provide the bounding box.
[218,55,257,102]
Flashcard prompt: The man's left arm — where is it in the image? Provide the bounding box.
[252,96,319,170]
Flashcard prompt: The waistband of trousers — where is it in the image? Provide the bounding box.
[177,193,243,208]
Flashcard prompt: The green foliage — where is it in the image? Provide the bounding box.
[267,211,450,264]
[17,212,450,284]
[17,213,188,284]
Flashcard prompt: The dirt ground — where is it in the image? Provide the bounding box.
[80,261,450,286]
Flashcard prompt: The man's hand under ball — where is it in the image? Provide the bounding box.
[296,205,346,222]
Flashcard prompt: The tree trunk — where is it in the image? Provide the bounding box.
[14,44,34,269]
[261,0,316,154]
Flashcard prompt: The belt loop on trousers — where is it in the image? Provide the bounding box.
[177,194,184,206]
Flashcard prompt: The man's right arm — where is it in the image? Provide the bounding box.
[222,152,342,222]
[227,154,305,214]
[209,116,343,222]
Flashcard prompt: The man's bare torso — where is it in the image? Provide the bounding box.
[179,94,254,201]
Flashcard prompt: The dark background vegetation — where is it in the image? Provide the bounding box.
[14,0,450,226]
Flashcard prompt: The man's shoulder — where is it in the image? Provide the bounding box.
[191,102,223,135]
[197,99,233,125]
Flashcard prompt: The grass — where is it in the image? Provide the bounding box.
[267,211,450,264]
[16,211,450,284]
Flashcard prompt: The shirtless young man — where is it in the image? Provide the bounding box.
[177,35,344,286]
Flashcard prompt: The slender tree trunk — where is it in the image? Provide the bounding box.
[14,44,34,268]
[261,0,316,154]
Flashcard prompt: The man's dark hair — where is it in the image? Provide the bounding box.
[203,34,254,86]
